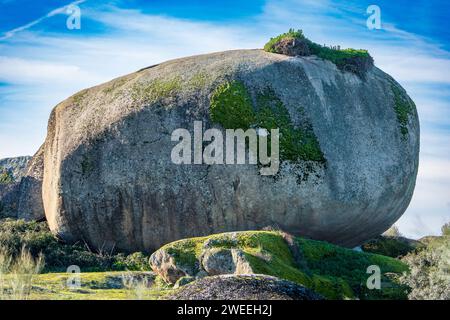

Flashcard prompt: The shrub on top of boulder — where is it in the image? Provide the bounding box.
[264,28,374,77]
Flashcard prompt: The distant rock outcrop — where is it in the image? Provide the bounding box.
[0,156,30,182]
[0,147,45,220]
[41,48,419,251]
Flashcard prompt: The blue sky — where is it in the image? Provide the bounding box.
[0,0,449,238]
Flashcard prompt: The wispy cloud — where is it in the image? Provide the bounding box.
[0,0,86,40]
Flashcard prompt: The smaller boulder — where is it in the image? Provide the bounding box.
[165,274,324,300]
[201,248,254,276]
[149,248,199,284]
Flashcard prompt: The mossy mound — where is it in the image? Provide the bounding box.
[264,28,374,77]
[156,230,409,300]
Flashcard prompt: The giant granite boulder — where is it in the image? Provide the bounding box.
[42,47,419,251]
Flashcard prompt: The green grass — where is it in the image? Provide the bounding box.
[297,237,409,299]
[256,88,325,163]
[157,230,409,300]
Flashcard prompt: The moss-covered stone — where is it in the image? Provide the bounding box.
[153,230,409,300]
[264,29,374,77]
[255,88,325,163]
[131,76,182,105]
[391,84,415,136]
[188,71,210,89]
[209,81,325,164]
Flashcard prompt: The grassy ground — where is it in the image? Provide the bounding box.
[1,271,173,300]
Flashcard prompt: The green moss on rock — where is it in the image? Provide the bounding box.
[209,81,325,164]
[391,84,415,136]
[264,29,374,77]
[263,29,306,53]
[209,80,255,130]
[255,88,325,163]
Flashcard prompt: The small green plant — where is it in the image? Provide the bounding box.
[113,252,149,271]
[131,77,182,105]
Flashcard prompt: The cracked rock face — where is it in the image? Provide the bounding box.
[42,49,419,252]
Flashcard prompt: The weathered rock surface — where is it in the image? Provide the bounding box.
[42,49,419,251]
[0,148,45,220]
[165,274,324,300]
[149,247,199,284]
[201,248,254,275]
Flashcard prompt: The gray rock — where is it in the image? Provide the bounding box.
[201,248,253,275]
[0,147,45,220]
[165,274,324,300]
[41,49,419,251]
[17,145,45,220]
[0,156,31,182]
